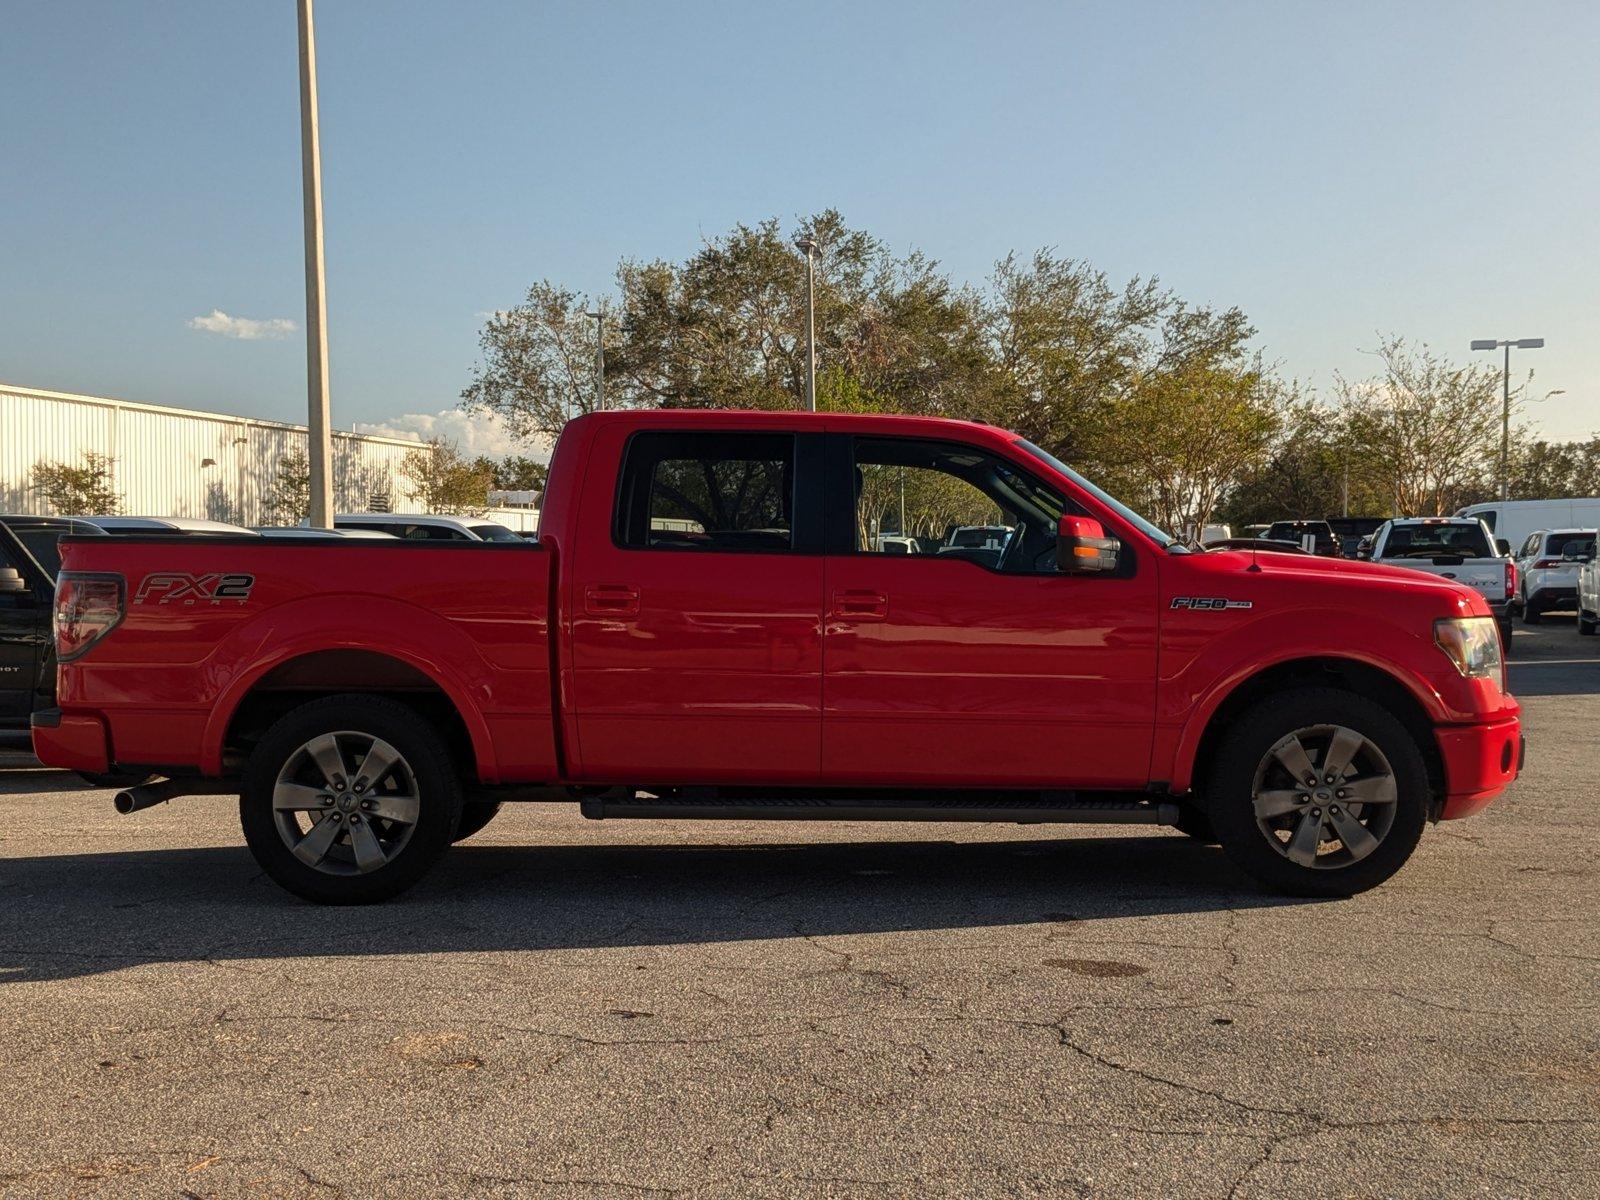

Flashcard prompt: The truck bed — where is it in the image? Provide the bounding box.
[50,535,556,782]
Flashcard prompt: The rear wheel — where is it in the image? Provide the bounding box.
[1522,595,1543,624]
[1579,609,1596,636]
[1206,688,1428,897]
[240,695,462,904]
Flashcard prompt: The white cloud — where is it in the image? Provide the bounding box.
[354,408,549,461]
[187,309,298,341]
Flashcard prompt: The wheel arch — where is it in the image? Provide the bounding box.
[208,647,488,783]
[1180,656,1445,808]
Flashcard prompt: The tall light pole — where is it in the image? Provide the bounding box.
[794,236,817,412]
[1472,337,1544,502]
[297,0,334,526]
[586,308,606,411]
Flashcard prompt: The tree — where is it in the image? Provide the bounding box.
[401,438,495,515]
[263,450,311,525]
[1219,400,1390,525]
[1335,338,1508,516]
[493,455,549,493]
[30,452,120,514]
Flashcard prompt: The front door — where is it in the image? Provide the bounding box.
[566,428,826,784]
[821,434,1159,789]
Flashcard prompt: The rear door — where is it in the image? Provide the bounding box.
[819,433,1159,788]
[565,427,826,784]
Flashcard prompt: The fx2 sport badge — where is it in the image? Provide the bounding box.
[134,572,256,606]
[1170,596,1253,611]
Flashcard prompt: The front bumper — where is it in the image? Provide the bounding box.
[30,708,111,775]
[1435,715,1524,820]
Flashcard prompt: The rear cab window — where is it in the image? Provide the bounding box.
[1380,523,1493,559]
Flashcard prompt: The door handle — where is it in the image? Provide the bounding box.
[584,584,640,617]
[833,589,888,620]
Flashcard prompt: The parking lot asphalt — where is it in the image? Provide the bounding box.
[1,624,1597,1199]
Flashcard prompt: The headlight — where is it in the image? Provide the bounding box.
[1434,616,1503,688]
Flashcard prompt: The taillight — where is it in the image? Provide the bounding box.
[54,573,125,661]
[1533,559,1561,569]
[1506,560,1517,595]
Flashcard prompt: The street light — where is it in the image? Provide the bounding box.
[794,235,817,412]
[297,0,334,526]
[586,308,606,411]
[1471,337,1544,501]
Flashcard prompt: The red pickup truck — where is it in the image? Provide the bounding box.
[35,411,1523,903]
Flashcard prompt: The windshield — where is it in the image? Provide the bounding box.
[469,523,525,542]
[1381,523,1493,558]
[1014,440,1175,547]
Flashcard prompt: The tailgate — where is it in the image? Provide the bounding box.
[1380,557,1508,603]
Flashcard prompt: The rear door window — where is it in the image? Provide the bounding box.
[615,432,796,552]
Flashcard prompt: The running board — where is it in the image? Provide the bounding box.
[580,793,1179,826]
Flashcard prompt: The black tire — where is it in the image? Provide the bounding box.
[452,800,503,842]
[1522,597,1542,625]
[240,695,463,904]
[1498,619,1515,654]
[1172,802,1218,844]
[1578,610,1596,637]
[1206,687,1429,898]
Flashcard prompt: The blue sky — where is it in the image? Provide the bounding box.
[3,0,1596,453]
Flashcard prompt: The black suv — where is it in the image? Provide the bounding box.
[0,517,107,750]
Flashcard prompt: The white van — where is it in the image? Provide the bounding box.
[1455,499,1600,553]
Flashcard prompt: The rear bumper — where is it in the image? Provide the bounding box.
[29,708,111,775]
[1527,586,1577,609]
[1435,714,1523,820]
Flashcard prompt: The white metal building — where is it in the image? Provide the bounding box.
[1,383,422,524]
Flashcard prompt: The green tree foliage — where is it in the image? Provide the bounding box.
[401,438,495,516]
[493,455,549,492]
[1507,437,1600,500]
[30,452,120,515]
[263,450,311,525]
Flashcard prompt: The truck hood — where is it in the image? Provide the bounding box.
[1193,548,1489,611]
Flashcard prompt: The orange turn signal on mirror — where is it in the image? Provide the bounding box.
[1072,546,1101,558]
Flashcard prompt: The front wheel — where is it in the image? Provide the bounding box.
[240,695,463,904]
[1206,688,1429,897]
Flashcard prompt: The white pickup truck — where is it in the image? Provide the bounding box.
[1370,518,1515,646]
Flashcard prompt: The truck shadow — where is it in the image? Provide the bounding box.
[0,832,1306,983]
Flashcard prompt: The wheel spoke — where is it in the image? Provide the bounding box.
[365,791,420,826]
[304,734,348,788]
[1321,727,1365,781]
[1341,774,1398,806]
[347,820,388,873]
[273,781,330,812]
[1327,806,1380,860]
[356,738,402,789]
[1273,735,1319,786]
[292,813,343,867]
[1253,789,1304,819]
[1285,809,1325,867]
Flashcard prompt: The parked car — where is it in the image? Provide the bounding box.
[1263,520,1341,556]
[325,513,525,542]
[1327,517,1387,558]
[77,516,258,536]
[1512,528,1597,623]
[1456,499,1600,554]
[1368,518,1515,646]
[874,534,919,555]
[254,527,398,539]
[1579,550,1600,636]
[0,517,107,754]
[35,410,1522,904]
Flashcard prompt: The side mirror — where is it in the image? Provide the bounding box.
[1057,515,1119,574]
[0,567,29,595]
[1496,539,1511,557]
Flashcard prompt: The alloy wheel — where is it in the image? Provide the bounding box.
[1251,724,1399,870]
[271,731,421,875]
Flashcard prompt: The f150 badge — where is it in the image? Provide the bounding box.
[1170,597,1253,611]
[134,572,255,606]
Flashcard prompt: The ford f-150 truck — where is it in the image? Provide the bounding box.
[34,411,1524,904]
